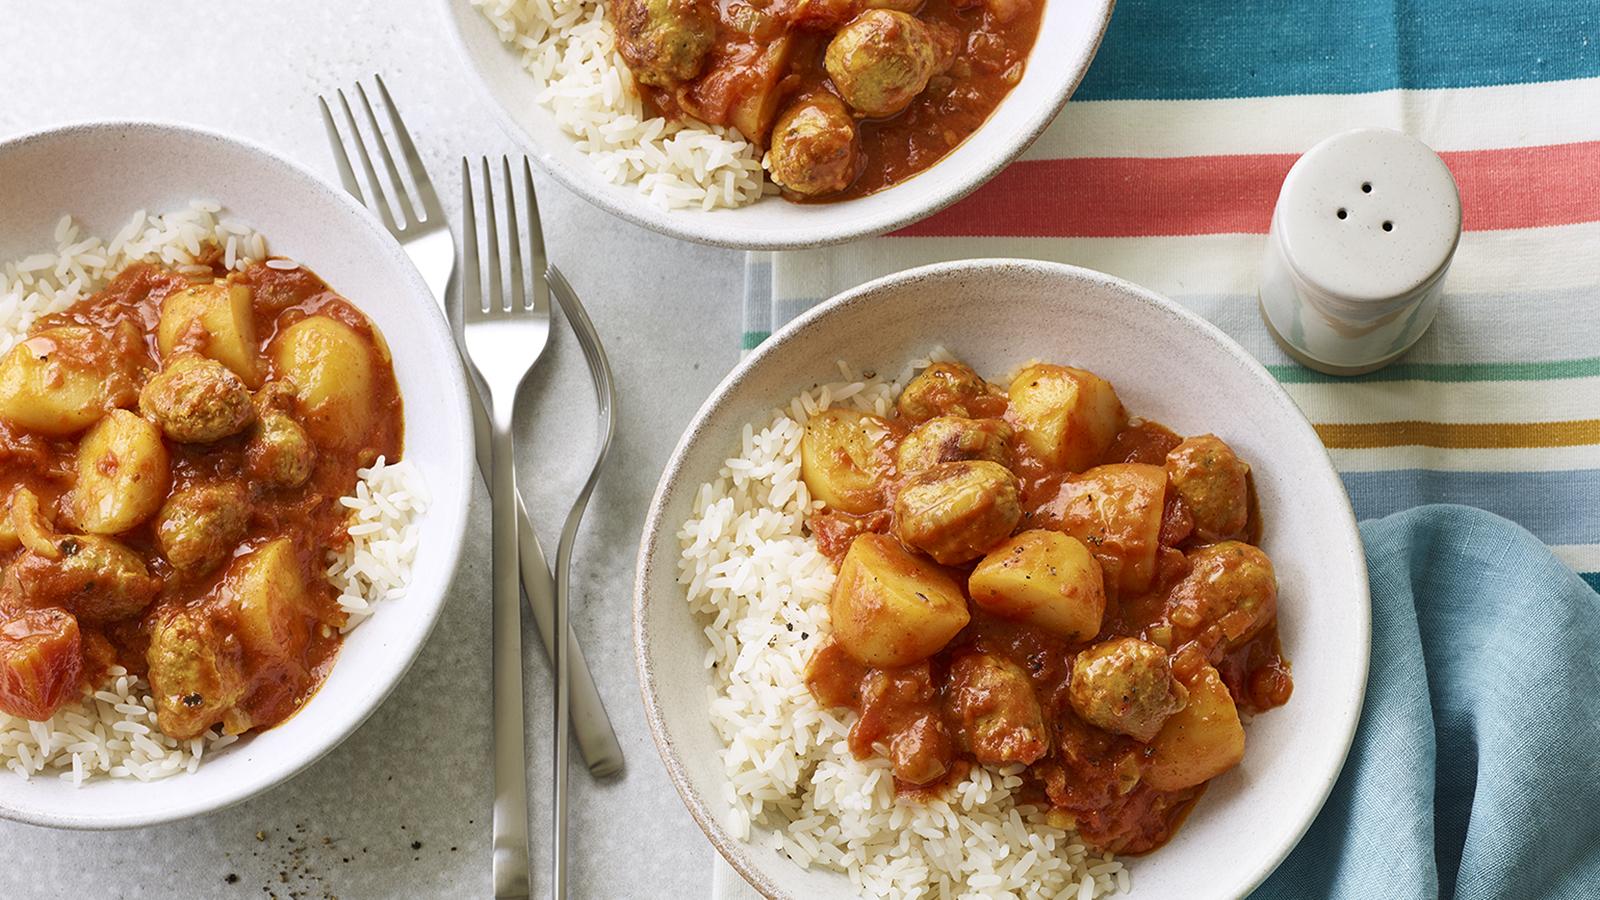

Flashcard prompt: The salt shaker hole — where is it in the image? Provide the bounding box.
[1361,182,1373,193]
[1336,208,1348,220]
[1382,220,1394,232]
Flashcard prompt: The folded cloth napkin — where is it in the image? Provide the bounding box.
[712,506,1600,898]
[1254,504,1600,900]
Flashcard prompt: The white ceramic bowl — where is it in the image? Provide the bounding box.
[635,260,1371,897]
[440,0,1115,249]
[0,121,474,829]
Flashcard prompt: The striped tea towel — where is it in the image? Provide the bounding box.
[741,0,1600,593]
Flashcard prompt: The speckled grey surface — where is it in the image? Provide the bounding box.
[0,1,743,896]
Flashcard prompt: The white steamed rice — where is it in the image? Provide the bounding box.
[471,0,775,210]
[677,355,1129,898]
[0,204,426,785]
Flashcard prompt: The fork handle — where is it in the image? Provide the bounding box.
[490,415,532,900]
[465,368,625,777]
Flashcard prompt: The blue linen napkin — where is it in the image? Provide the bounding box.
[1253,505,1600,900]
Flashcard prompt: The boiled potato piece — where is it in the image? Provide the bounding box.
[968,530,1105,641]
[892,460,1020,565]
[1038,463,1166,596]
[829,533,969,667]
[1143,664,1244,791]
[270,316,377,450]
[800,408,892,514]
[1007,364,1126,471]
[0,327,131,437]
[217,538,314,664]
[70,410,170,534]
[728,36,794,142]
[157,282,261,387]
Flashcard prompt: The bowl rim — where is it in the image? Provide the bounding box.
[0,118,475,830]
[633,258,1372,898]
[438,0,1118,250]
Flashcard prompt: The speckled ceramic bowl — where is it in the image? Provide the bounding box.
[635,259,1371,897]
[439,0,1115,250]
[0,121,474,829]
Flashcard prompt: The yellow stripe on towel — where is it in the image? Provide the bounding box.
[1317,420,1600,450]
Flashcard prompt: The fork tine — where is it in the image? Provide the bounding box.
[337,89,400,235]
[481,157,504,314]
[501,157,528,313]
[375,74,445,224]
[354,81,421,230]
[318,95,366,205]
[461,159,484,323]
[523,159,550,315]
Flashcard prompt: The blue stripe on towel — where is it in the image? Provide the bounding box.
[1343,469,1600,546]
[1075,0,1600,101]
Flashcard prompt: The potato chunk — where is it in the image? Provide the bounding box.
[1143,664,1244,791]
[270,316,379,450]
[69,410,170,534]
[944,653,1049,766]
[829,533,969,667]
[897,362,1002,422]
[0,326,136,437]
[968,530,1105,641]
[1037,463,1166,596]
[1166,541,1278,654]
[139,354,255,443]
[893,460,1020,565]
[157,281,261,387]
[800,408,893,514]
[155,484,250,574]
[1006,363,1126,471]
[1069,638,1187,742]
[894,416,1012,477]
[1166,435,1250,542]
[217,538,314,664]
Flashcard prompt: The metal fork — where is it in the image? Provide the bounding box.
[461,156,547,900]
[317,78,624,779]
[545,266,617,898]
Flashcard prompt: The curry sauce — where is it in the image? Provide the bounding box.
[0,257,402,741]
[799,360,1291,854]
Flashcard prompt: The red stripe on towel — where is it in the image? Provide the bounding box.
[891,141,1600,238]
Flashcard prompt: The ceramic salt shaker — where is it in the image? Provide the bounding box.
[1259,128,1461,375]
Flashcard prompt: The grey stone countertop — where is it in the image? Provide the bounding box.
[0,1,750,896]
